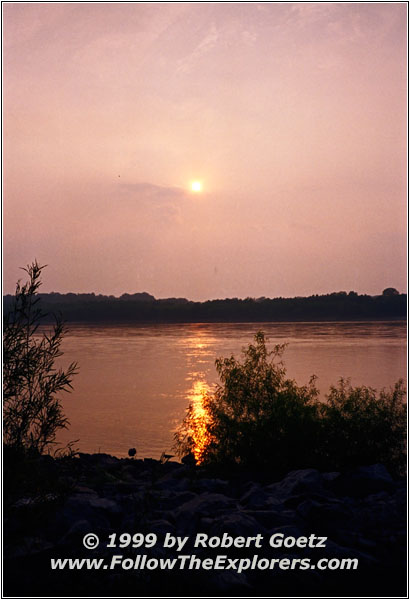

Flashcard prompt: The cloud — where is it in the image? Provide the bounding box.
[117,181,187,224]
[119,181,187,202]
[176,24,219,74]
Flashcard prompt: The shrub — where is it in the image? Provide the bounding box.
[3,261,78,454]
[175,332,406,476]
[175,332,323,474]
[323,378,406,476]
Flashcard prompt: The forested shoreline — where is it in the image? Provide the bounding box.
[3,289,406,323]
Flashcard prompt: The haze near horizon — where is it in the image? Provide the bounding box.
[3,3,407,300]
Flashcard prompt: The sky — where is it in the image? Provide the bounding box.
[3,2,407,300]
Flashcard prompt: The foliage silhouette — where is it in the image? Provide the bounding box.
[382,287,399,296]
[3,261,78,454]
[324,378,406,475]
[3,289,406,323]
[175,332,406,476]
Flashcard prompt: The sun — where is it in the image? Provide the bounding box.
[191,181,202,193]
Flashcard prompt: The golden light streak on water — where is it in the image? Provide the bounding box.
[187,380,211,463]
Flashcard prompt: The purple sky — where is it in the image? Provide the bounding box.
[3,3,407,300]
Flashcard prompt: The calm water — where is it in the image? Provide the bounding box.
[55,321,406,459]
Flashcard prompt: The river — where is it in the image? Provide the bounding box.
[55,321,406,458]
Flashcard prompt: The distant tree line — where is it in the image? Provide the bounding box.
[2,288,406,323]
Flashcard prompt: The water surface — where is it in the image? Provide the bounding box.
[55,321,406,458]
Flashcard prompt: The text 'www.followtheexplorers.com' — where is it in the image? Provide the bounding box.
[50,532,359,573]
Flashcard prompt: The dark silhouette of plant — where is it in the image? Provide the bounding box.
[323,378,406,475]
[3,289,405,323]
[3,261,78,454]
[382,287,399,296]
[175,332,322,474]
[175,332,406,476]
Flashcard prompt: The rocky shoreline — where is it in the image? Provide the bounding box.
[4,453,407,597]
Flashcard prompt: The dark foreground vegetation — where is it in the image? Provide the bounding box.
[3,287,406,323]
[175,333,406,479]
[3,262,77,454]
[3,263,407,597]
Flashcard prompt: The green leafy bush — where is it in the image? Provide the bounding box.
[175,332,406,476]
[3,261,78,454]
[323,378,406,475]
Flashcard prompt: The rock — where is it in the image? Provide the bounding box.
[154,465,189,481]
[283,491,335,509]
[330,464,394,498]
[123,458,145,469]
[58,519,92,545]
[322,472,340,484]
[6,537,54,559]
[297,499,353,531]
[54,493,119,536]
[240,484,273,509]
[169,490,198,509]
[13,493,59,510]
[267,469,323,499]
[193,478,230,495]
[152,490,197,511]
[78,453,120,467]
[174,493,237,535]
[145,519,176,537]
[103,481,142,494]
[74,485,97,494]
[4,453,406,598]
[159,460,186,474]
[242,509,296,530]
[88,496,121,514]
[209,512,264,538]
[176,493,237,517]
[268,524,304,539]
[154,474,190,493]
[66,493,121,515]
[120,465,141,482]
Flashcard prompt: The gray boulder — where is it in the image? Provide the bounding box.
[240,484,274,509]
[176,493,237,517]
[330,464,393,498]
[208,511,264,538]
[267,469,323,499]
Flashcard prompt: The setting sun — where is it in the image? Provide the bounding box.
[191,181,202,192]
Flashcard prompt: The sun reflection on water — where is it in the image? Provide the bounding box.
[187,380,211,463]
